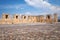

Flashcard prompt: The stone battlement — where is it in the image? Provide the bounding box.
[0,13,58,24]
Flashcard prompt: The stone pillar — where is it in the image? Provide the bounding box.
[22,15,27,19]
[28,16,32,23]
[2,14,9,19]
[54,13,58,23]
[36,16,40,22]
[13,14,20,24]
[2,14,12,24]
[46,15,52,23]
[21,15,28,23]
[32,16,37,23]
[40,15,44,23]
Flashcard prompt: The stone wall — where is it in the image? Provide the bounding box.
[12,14,20,24]
[54,14,58,23]
[46,15,52,23]
[1,14,12,24]
[0,13,58,24]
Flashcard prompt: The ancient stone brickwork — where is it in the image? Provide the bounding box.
[12,14,20,24]
[54,14,58,23]
[0,13,58,24]
[1,14,12,24]
[46,15,52,23]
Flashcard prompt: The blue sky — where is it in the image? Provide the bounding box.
[0,0,60,18]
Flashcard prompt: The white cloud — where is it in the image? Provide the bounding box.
[25,0,51,8]
[25,0,60,14]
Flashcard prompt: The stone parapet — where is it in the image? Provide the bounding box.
[0,13,58,24]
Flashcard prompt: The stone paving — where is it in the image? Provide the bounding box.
[0,23,60,40]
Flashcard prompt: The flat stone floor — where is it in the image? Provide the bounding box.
[0,23,60,40]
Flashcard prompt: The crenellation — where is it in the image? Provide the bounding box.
[0,13,58,24]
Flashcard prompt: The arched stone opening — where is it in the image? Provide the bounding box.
[5,15,8,19]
